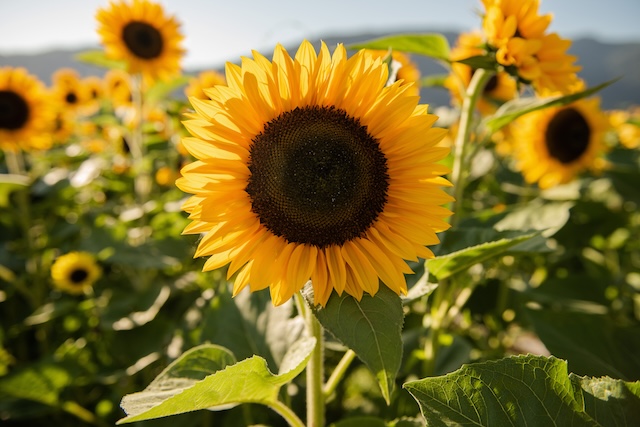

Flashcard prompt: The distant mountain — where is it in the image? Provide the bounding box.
[1,30,638,109]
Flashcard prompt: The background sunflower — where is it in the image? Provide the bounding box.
[51,252,102,295]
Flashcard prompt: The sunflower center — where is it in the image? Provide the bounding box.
[246,106,389,248]
[0,90,29,130]
[70,268,88,284]
[483,74,499,93]
[122,21,163,59]
[545,107,591,164]
[65,92,78,104]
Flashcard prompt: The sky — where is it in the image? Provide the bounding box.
[1,0,640,69]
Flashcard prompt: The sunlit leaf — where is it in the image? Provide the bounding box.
[420,74,449,88]
[480,79,619,133]
[455,54,497,70]
[118,337,315,423]
[75,50,127,70]
[0,362,73,406]
[404,354,640,426]
[0,174,30,207]
[303,284,403,404]
[348,34,450,62]
[145,75,191,104]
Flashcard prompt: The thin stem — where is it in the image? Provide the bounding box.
[129,74,151,206]
[449,68,495,227]
[323,349,356,399]
[269,399,306,427]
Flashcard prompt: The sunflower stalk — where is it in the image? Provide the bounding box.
[323,349,356,400]
[449,68,495,226]
[129,74,151,208]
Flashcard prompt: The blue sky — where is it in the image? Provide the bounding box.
[1,0,639,68]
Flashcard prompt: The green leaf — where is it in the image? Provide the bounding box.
[303,284,404,404]
[200,288,305,370]
[494,199,573,236]
[145,75,191,104]
[118,337,315,423]
[420,74,450,88]
[331,416,387,427]
[404,354,640,426]
[348,34,450,62]
[75,50,127,70]
[0,362,73,406]
[455,54,497,70]
[480,79,619,133]
[527,309,640,380]
[426,231,538,281]
[0,174,30,207]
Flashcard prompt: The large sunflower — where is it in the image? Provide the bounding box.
[365,50,422,96]
[177,40,453,307]
[96,0,184,82]
[0,67,53,152]
[511,97,609,189]
[51,252,102,295]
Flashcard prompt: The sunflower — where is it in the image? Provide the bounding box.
[365,50,421,96]
[445,32,517,115]
[50,68,89,115]
[184,70,227,100]
[177,40,453,307]
[511,97,609,189]
[104,69,133,108]
[481,0,580,94]
[51,252,102,295]
[81,76,105,115]
[0,67,54,152]
[96,0,184,82]
[609,107,640,149]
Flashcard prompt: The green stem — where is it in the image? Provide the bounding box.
[449,68,495,227]
[296,291,325,427]
[269,399,306,427]
[130,74,150,206]
[323,349,356,399]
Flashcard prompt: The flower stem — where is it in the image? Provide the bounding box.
[323,349,356,399]
[130,74,151,206]
[306,307,325,427]
[269,399,306,427]
[449,68,495,227]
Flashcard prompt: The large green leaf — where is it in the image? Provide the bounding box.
[303,284,404,404]
[404,355,640,426]
[199,288,305,370]
[480,79,618,133]
[75,50,127,70]
[145,75,191,104]
[0,361,73,406]
[426,231,538,281]
[527,309,640,380]
[348,34,450,62]
[0,174,30,207]
[118,337,315,423]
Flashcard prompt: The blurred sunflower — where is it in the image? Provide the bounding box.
[177,40,453,306]
[511,97,609,189]
[81,75,105,115]
[609,107,640,149]
[50,68,89,115]
[366,50,421,96]
[481,0,580,94]
[51,252,102,295]
[96,0,184,82]
[184,70,227,100]
[445,32,517,115]
[104,69,133,108]
[0,67,53,152]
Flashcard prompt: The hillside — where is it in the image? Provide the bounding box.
[1,30,639,109]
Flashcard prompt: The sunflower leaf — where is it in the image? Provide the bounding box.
[117,337,315,424]
[427,231,539,281]
[303,284,403,404]
[480,78,619,134]
[145,75,192,104]
[404,354,640,426]
[347,34,450,62]
[420,74,450,88]
[455,54,497,70]
[75,50,127,70]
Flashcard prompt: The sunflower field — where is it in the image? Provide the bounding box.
[1,0,640,426]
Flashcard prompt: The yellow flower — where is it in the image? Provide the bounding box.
[366,50,422,96]
[445,32,517,115]
[51,252,102,295]
[177,40,453,306]
[511,97,610,189]
[609,108,640,149]
[50,68,90,115]
[482,0,580,94]
[81,76,105,115]
[96,0,184,82]
[155,165,180,186]
[104,69,133,107]
[184,70,227,100]
[0,67,54,152]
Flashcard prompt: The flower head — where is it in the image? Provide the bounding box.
[0,67,54,152]
[510,97,610,188]
[96,0,184,82]
[365,50,422,96]
[178,40,453,306]
[184,70,227,100]
[51,252,102,295]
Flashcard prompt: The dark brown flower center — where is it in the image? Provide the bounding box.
[65,92,78,104]
[0,90,29,130]
[246,106,389,248]
[70,268,89,284]
[122,21,163,60]
[545,107,591,164]
[483,74,499,94]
